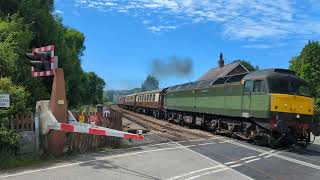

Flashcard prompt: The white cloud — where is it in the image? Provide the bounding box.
[243,43,285,49]
[75,0,320,40]
[147,25,177,33]
[54,9,63,14]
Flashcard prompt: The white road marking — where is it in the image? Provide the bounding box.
[198,142,216,146]
[265,154,273,158]
[171,141,228,167]
[107,137,217,152]
[225,140,320,170]
[207,136,224,140]
[240,156,257,161]
[134,136,222,149]
[245,158,261,164]
[224,140,234,143]
[167,165,223,180]
[230,164,243,168]
[176,138,205,143]
[261,148,295,159]
[224,161,236,165]
[184,167,229,180]
[259,150,276,156]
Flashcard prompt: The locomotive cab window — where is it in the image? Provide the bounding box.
[253,80,267,93]
[244,80,253,94]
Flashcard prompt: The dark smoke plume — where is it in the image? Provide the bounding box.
[151,56,193,78]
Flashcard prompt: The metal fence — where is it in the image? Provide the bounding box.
[68,108,123,153]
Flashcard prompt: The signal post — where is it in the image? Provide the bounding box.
[26,45,144,156]
[26,45,68,155]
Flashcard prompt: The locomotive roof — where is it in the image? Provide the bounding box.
[242,68,304,81]
[166,68,307,92]
[167,73,248,91]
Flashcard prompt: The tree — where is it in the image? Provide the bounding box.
[235,60,259,71]
[81,72,106,105]
[141,75,159,91]
[289,41,320,109]
[0,1,107,109]
[0,77,29,121]
[0,15,32,78]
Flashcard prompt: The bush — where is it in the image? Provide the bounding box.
[0,77,29,122]
[0,128,19,169]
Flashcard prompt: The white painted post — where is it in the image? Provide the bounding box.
[34,112,40,153]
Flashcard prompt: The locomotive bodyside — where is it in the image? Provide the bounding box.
[164,69,315,145]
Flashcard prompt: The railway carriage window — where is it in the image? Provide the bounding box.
[244,80,253,93]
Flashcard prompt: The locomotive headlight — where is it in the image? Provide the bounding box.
[296,114,300,119]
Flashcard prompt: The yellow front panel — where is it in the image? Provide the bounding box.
[270,93,314,115]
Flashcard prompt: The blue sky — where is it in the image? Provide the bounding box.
[54,0,320,90]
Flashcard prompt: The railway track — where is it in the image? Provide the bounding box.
[112,105,212,139]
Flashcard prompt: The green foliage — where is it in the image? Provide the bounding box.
[0,1,105,110]
[0,77,29,121]
[235,60,259,71]
[80,72,106,105]
[141,75,159,91]
[0,128,19,169]
[0,15,32,77]
[289,41,320,108]
[289,41,320,111]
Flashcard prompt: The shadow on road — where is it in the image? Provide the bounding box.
[79,159,161,180]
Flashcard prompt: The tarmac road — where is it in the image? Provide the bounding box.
[1,135,320,180]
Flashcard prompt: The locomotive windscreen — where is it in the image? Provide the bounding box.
[268,78,311,97]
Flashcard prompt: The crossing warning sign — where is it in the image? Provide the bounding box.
[0,94,10,108]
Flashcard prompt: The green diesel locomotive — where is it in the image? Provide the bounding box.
[119,68,319,146]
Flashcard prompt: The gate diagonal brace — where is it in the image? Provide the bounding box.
[44,110,144,140]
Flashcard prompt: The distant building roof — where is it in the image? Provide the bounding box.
[198,61,249,81]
